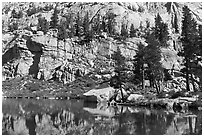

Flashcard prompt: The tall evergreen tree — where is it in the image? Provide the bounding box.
[196,24,202,89]
[154,13,169,47]
[106,13,116,36]
[133,32,163,93]
[111,47,126,102]
[65,13,75,38]
[179,5,200,91]
[92,14,101,35]
[197,25,202,58]
[145,33,163,93]
[101,16,106,32]
[160,23,170,47]
[120,23,129,40]
[83,11,90,37]
[37,17,49,34]
[75,12,83,37]
[50,4,59,29]
[188,23,202,91]
[138,21,148,38]
[129,24,136,37]
[133,42,146,89]
[58,18,68,59]
[58,18,68,41]
[154,13,162,39]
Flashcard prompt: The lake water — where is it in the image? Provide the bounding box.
[2,98,202,135]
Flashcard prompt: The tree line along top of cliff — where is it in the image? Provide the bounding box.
[2,2,202,35]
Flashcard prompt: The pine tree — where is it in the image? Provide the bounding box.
[133,32,163,92]
[37,17,49,34]
[65,13,75,38]
[154,13,162,39]
[120,23,128,40]
[107,13,116,36]
[83,11,90,37]
[129,24,136,37]
[58,18,68,41]
[197,25,202,57]
[50,5,59,29]
[133,42,146,89]
[92,14,101,35]
[75,12,83,37]
[112,47,126,71]
[101,16,106,32]
[57,18,68,59]
[138,21,147,38]
[160,23,170,47]
[145,33,163,93]
[154,13,169,47]
[179,5,200,91]
[196,24,202,89]
[111,47,126,102]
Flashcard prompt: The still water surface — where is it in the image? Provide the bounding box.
[2,99,202,135]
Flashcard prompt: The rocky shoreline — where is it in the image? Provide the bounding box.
[2,75,202,112]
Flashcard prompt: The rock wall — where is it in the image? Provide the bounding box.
[2,2,202,82]
[1,29,182,82]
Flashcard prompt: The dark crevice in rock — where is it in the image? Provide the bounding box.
[29,52,42,78]
[2,44,20,65]
[26,38,43,78]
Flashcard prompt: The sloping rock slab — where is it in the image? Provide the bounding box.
[83,87,115,102]
[127,94,144,102]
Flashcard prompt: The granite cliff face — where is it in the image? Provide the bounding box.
[2,2,202,82]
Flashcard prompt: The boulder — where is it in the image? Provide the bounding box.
[37,31,44,36]
[127,94,145,102]
[31,26,37,32]
[94,74,102,79]
[102,74,111,79]
[83,87,115,102]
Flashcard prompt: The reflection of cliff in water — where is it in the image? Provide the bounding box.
[2,99,202,135]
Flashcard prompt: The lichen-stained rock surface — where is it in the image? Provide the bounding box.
[2,2,202,81]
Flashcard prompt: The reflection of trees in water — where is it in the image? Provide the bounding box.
[2,100,202,135]
[145,112,174,134]
[186,115,202,135]
[25,114,37,135]
[2,115,14,135]
[112,106,174,135]
[106,106,201,135]
[2,110,93,135]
